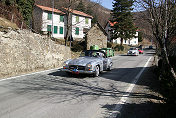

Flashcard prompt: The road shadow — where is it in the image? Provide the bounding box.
[48,69,90,79]
[101,102,176,118]
[2,64,166,118]
[3,65,163,104]
[48,64,162,99]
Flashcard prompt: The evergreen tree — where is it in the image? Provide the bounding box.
[86,5,93,15]
[1,0,16,5]
[76,0,85,12]
[91,14,97,24]
[138,31,143,42]
[16,0,34,26]
[111,0,136,46]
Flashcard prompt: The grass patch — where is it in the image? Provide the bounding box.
[0,17,18,29]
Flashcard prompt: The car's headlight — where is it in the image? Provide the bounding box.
[87,64,92,68]
[86,63,93,71]
[63,62,68,67]
[63,63,66,66]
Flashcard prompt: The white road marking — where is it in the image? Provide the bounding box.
[109,57,152,118]
[0,67,61,82]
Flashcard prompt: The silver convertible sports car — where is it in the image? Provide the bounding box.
[61,50,113,77]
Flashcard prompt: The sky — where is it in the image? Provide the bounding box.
[100,0,114,10]
[92,0,144,12]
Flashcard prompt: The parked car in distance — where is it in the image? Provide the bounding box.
[137,48,144,54]
[149,45,153,49]
[127,47,139,56]
[61,50,113,77]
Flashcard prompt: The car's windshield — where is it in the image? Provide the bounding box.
[80,51,105,58]
[129,48,137,50]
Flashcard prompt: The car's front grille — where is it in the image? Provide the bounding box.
[69,65,85,70]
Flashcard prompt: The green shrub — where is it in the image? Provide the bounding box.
[107,42,113,48]
[114,44,124,51]
[157,58,176,103]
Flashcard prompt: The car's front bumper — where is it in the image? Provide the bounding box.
[61,68,95,74]
[127,53,137,56]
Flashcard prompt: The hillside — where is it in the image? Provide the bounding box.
[0,3,24,28]
[133,11,154,42]
[0,17,18,29]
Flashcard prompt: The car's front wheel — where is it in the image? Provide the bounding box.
[66,72,72,76]
[94,66,100,77]
[107,62,113,71]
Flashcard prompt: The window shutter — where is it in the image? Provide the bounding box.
[48,13,52,20]
[54,26,58,34]
[85,18,89,24]
[75,27,79,35]
[60,16,64,22]
[47,25,51,32]
[60,27,63,34]
[76,16,79,22]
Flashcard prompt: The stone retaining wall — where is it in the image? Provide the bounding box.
[0,29,71,78]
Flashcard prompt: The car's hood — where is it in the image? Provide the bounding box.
[68,56,98,66]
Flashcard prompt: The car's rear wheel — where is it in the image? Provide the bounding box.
[94,66,100,77]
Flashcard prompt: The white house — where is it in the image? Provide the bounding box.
[33,5,93,40]
[33,5,66,39]
[64,8,93,39]
[105,21,138,45]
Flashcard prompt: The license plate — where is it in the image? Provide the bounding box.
[72,69,79,74]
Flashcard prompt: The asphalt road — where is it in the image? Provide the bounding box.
[0,49,155,118]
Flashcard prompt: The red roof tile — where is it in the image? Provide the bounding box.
[108,21,139,31]
[72,9,93,19]
[108,21,118,27]
[36,4,65,14]
[63,8,93,19]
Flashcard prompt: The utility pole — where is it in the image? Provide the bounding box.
[52,0,54,38]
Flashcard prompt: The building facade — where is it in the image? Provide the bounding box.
[33,5,66,39]
[105,21,138,46]
[33,5,93,40]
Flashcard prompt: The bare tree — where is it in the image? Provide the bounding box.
[56,0,101,46]
[136,0,176,78]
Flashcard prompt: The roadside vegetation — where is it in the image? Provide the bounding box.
[135,0,176,103]
[0,17,18,29]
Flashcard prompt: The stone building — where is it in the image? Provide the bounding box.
[86,23,108,50]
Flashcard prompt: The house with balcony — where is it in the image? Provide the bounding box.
[105,21,138,45]
[33,5,65,39]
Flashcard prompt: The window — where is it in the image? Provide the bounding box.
[60,27,63,34]
[54,26,58,34]
[76,16,79,23]
[75,27,79,35]
[47,13,52,20]
[85,18,89,24]
[47,25,51,32]
[60,15,64,22]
